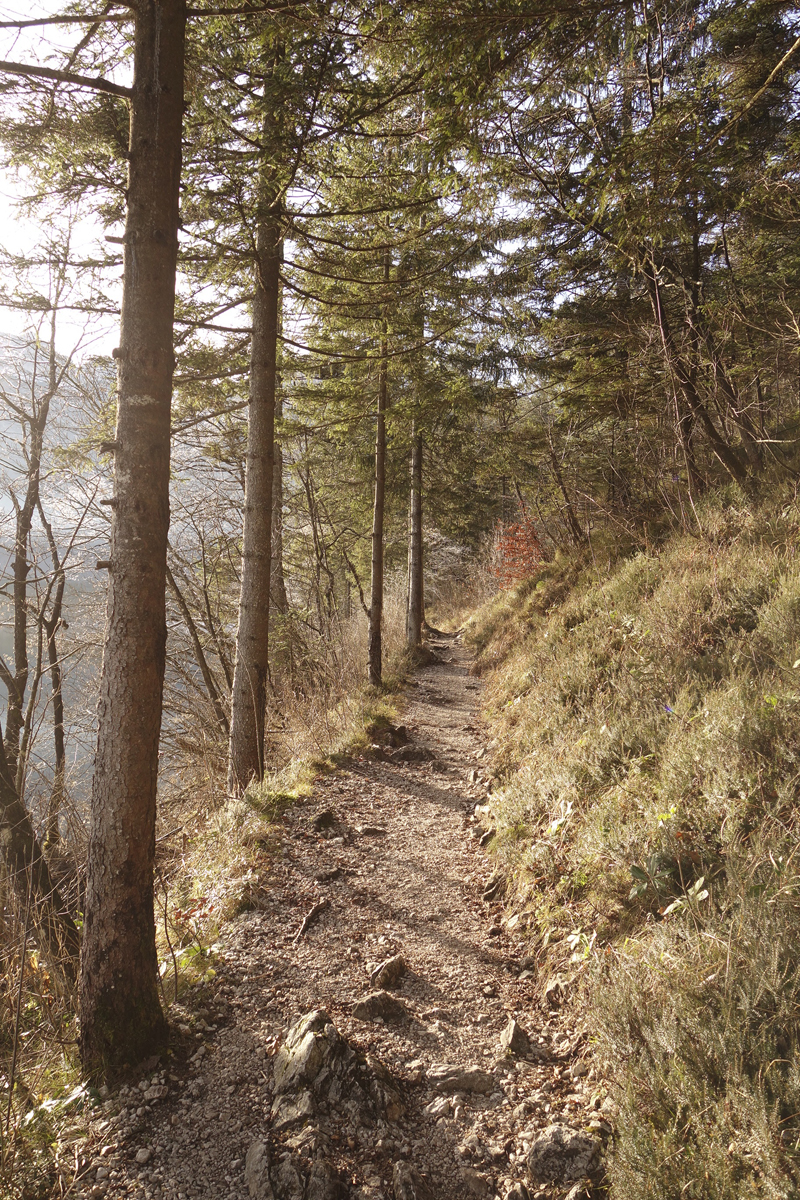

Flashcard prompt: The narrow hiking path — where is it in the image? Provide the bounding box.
[84,636,606,1200]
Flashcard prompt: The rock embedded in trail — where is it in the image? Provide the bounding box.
[311,809,338,833]
[273,1010,335,1093]
[273,1157,304,1200]
[392,1162,434,1200]
[245,1141,274,1200]
[482,871,504,901]
[500,1018,529,1058]
[458,1166,493,1198]
[315,866,343,883]
[504,1185,531,1200]
[427,1063,495,1094]
[370,953,407,988]
[544,975,568,1009]
[392,744,435,764]
[271,1089,315,1132]
[273,1009,404,1125]
[526,1123,600,1185]
[305,1160,349,1200]
[352,990,407,1022]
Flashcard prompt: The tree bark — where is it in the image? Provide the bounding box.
[367,250,390,687]
[227,204,281,793]
[406,426,424,648]
[271,393,288,619]
[79,0,185,1078]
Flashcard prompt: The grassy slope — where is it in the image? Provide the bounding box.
[466,485,800,1199]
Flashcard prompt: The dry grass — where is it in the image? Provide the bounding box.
[466,481,800,1198]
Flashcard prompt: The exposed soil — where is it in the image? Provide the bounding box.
[81,636,608,1200]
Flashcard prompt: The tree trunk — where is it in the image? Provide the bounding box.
[406,426,424,648]
[227,204,281,793]
[271,242,288,620]
[79,0,185,1078]
[0,725,79,987]
[38,503,67,849]
[271,397,288,619]
[367,251,390,687]
[44,620,66,851]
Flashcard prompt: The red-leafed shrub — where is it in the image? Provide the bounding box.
[491,515,545,587]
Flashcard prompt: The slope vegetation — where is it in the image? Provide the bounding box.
[466,485,800,1199]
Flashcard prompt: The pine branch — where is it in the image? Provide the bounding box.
[0,58,132,98]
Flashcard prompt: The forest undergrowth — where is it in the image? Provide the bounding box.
[466,478,800,1199]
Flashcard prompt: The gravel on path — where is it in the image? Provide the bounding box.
[80,636,608,1200]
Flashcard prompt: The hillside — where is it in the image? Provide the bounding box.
[465,483,800,1199]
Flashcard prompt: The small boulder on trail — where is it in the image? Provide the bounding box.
[504,1185,531,1200]
[310,809,338,833]
[273,1010,334,1094]
[370,953,407,988]
[245,1141,274,1200]
[352,990,407,1023]
[526,1123,600,1185]
[366,720,409,748]
[273,1009,404,1121]
[500,1017,530,1057]
[427,1063,494,1094]
[392,1162,434,1200]
[392,743,435,763]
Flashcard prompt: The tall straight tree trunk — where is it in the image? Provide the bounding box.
[271,249,289,624]
[271,392,288,619]
[406,426,424,648]
[227,205,281,793]
[367,250,391,687]
[80,0,185,1077]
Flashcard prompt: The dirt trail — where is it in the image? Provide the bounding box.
[87,637,603,1200]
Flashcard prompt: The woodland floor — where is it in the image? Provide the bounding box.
[79,637,604,1200]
